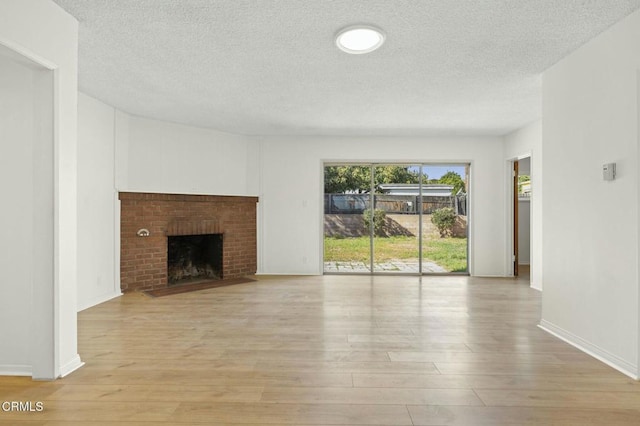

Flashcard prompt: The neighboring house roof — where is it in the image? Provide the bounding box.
[378,184,454,197]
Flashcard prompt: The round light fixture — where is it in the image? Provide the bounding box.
[335,26,385,54]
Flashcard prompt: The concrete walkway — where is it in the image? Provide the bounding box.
[324,259,447,273]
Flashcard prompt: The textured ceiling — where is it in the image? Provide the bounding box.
[53,0,640,136]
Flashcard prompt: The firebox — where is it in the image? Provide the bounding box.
[167,234,223,285]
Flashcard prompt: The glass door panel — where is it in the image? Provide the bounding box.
[420,164,469,273]
[372,164,421,273]
[323,165,372,273]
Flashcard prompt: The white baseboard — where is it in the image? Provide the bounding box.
[59,355,84,378]
[1,358,84,379]
[78,291,123,312]
[539,319,638,380]
[0,364,31,376]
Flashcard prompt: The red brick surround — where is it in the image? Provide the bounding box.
[119,192,258,292]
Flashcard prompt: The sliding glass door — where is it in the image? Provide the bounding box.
[372,164,421,273]
[323,163,468,275]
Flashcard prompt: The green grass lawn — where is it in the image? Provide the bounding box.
[324,235,467,272]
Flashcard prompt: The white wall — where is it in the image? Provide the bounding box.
[255,136,506,276]
[0,0,80,379]
[119,115,252,196]
[0,52,39,375]
[505,121,542,289]
[77,93,121,310]
[541,9,640,378]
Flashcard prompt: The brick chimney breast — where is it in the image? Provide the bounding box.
[119,192,258,292]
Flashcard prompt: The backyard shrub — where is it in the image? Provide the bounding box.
[431,207,456,237]
[363,208,386,236]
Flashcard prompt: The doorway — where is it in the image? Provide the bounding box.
[323,163,469,275]
[512,157,532,279]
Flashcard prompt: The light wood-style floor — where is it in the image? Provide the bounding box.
[2,274,640,425]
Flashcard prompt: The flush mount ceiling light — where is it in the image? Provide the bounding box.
[335,26,385,54]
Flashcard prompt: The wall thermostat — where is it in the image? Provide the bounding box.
[603,163,616,181]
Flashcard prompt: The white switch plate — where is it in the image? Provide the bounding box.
[603,163,616,181]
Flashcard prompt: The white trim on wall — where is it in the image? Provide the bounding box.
[0,365,32,376]
[77,292,121,313]
[539,320,639,380]
[58,355,84,378]
[637,70,640,383]
[114,194,122,299]
[317,159,325,275]
[0,39,57,70]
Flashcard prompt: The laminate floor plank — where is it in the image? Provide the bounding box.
[44,384,263,403]
[168,402,413,425]
[475,388,640,409]
[61,369,353,387]
[254,360,441,374]
[260,386,483,406]
[353,373,640,392]
[387,351,567,363]
[434,360,616,376]
[406,405,640,425]
[220,350,392,362]
[0,401,179,423]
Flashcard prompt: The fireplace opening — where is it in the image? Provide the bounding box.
[167,234,223,285]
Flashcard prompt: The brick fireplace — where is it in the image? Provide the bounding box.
[119,192,258,292]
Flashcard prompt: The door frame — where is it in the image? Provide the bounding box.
[506,154,532,278]
[0,41,59,379]
[513,160,519,277]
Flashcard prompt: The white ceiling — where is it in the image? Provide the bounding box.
[54,0,640,136]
